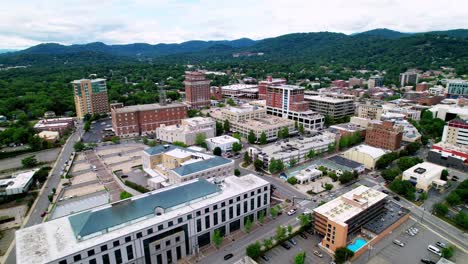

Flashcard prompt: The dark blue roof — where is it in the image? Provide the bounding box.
[328,156,363,169]
[173,156,232,176]
[69,178,220,239]
[144,144,179,155]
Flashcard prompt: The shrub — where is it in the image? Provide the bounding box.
[324,183,333,191]
[433,203,448,216]
[234,169,241,176]
[120,191,133,200]
[246,241,262,259]
[287,177,298,185]
[334,247,354,264]
[294,251,306,264]
[124,180,150,193]
[213,147,222,156]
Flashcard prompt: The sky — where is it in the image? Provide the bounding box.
[1,0,467,49]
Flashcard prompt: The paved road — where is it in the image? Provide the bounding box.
[5,123,84,264]
[0,148,61,173]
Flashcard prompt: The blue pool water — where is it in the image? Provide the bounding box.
[347,238,367,252]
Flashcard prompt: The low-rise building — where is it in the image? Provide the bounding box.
[33,117,74,135]
[381,113,422,143]
[304,95,355,120]
[402,162,446,191]
[356,102,384,120]
[16,175,270,264]
[429,103,468,121]
[329,123,366,137]
[221,84,258,99]
[205,135,240,152]
[156,117,215,146]
[382,105,421,120]
[111,103,188,137]
[0,170,37,196]
[415,82,429,92]
[342,144,389,170]
[442,118,468,146]
[367,75,384,89]
[142,144,234,189]
[446,79,468,98]
[365,120,403,151]
[37,131,60,143]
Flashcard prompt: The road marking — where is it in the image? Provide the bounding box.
[409,216,468,254]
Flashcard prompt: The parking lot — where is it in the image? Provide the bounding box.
[82,117,113,143]
[257,232,333,264]
[356,218,467,264]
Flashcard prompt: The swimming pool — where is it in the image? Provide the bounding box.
[347,238,367,252]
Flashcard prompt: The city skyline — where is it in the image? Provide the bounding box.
[1,0,468,49]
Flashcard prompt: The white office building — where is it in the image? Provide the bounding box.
[156,117,216,146]
[0,170,37,196]
[402,162,446,191]
[205,135,240,152]
[16,175,270,264]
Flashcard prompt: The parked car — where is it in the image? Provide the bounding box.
[313,251,323,258]
[436,241,447,248]
[427,245,442,256]
[451,175,459,181]
[288,238,297,246]
[224,253,234,260]
[382,189,390,194]
[287,209,297,216]
[280,242,291,250]
[260,255,269,261]
[393,196,400,201]
[406,230,415,236]
[417,189,424,193]
[393,239,405,247]
[421,259,436,264]
[299,233,308,239]
[40,211,48,217]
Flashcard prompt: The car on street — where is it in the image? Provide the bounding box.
[382,189,390,194]
[260,255,270,261]
[224,253,234,260]
[288,238,297,246]
[287,209,297,216]
[40,211,48,217]
[421,259,436,264]
[393,196,400,201]
[393,239,405,247]
[427,245,442,256]
[280,242,291,250]
[451,175,459,181]
[436,241,446,248]
[313,251,323,258]
[299,233,308,239]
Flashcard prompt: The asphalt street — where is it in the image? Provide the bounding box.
[5,122,83,264]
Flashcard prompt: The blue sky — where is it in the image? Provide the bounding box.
[1,0,467,49]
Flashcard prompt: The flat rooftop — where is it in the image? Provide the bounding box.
[305,95,354,103]
[268,84,304,90]
[113,103,186,113]
[314,185,387,225]
[0,169,37,190]
[206,135,239,145]
[346,144,389,159]
[16,175,268,264]
[403,162,445,179]
[172,156,232,177]
[259,132,336,157]
[362,200,410,234]
[328,156,363,170]
[71,78,106,84]
[221,84,258,90]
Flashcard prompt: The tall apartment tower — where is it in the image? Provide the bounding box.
[368,75,384,89]
[365,120,403,150]
[72,79,110,119]
[400,71,419,87]
[184,71,211,109]
[258,76,286,100]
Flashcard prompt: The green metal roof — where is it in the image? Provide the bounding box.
[144,145,179,155]
[173,156,232,176]
[69,178,220,239]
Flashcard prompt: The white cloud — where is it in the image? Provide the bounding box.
[0,0,467,49]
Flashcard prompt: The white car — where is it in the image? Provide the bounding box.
[287,209,297,216]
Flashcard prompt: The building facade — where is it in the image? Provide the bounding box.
[221,84,258,99]
[356,102,383,120]
[266,84,324,131]
[205,135,240,152]
[184,71,211,108]
[365,121,403,150]
[402,162,446,191]
[399,71,419,87]
[258,76,286,100]
[72,79,110,119]
[111,103,187,137]
[33,117,75,135]
[348,78,364,88]
[16,175,270,264]
[342,144,389,170]
[442,118,468,146]
[415,82,429,92]
[447,80,468,98]
[304,95,355,120]
[367,76,384,89]
[156,117,215,146]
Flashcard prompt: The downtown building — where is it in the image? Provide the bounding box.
[16,174,270,264]
[266,84,324,131]
[72,79,110,119]
[184,71,211,109]
[365,120,403,151]
[399,71,419,87]
[447,79,468,98]
[258,76,286,100]
[111,103,187,137]
[304,95,355,120]
[367,75,384,89]
[156,117,215,146]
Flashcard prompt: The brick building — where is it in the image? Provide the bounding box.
[331,80,349,88]
[33,117,75,135]
[415,82,429,92]
[210,86,222,100]
[258,76,286,100]
[184,71,211,108]
[71,79,110,119]
[365,120,403,150]
[111,103,187,137]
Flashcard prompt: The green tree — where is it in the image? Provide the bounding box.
[243,152,251,164]
[212,230,224,249]
[33,166,51,183]
[420,191,428,201]
[270,206,279,219]
[244,217,253,233]
[216,121,223,136]
[213,147,222,156]
[287,224,293,235]
[290,159,297,167]
[232,132,241,141]
[254,159,263,171]
[232,142,242,152]
[195,133,207,147]
[120,191,133,200]
[324,183,333,191]
[441,169,449,181]
[246,242,262,260]
[328,143,335,153]
[282,127,289,138]
[294,252,306,264]
[381,168,401,182]
[397,156,423,171]
[173,141,188,147]
[406,142,421,155]
[338,171,355,184]
[390,179,416,200]
[84,121,91,132]
[287,177,298,185]
[226,98,236,106]
[294,120,298,131]
[234,168,241,176]
[248,130,256,144]
[73,141,85,152]
[258,211,265,224]
[446,192,462,206]
[298,123,305,135]
[22,155,38,168]
[328,172,338,181]
[298,213,312,228]
[275,225,287,240]
[453,211,468,229]
[111,136,120,144]
[442,245,454,259]
[263,238,273,249]
[433,203,448,216]
[223,119,230,133]
[334,247,354,264]
[259,132,267,145]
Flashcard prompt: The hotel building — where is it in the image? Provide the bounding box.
[304,95,355,120]
[72,79,110,119]
[184,71,211,109]
[258,76,286,100]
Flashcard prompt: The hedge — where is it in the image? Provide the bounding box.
[124,180,150,193]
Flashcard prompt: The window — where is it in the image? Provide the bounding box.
[229,207,233,219]
[197,219,202,232]
[264,193,268,205]
[205,208,209,213]
[196,211,201,216]
[264,186,268,191]
[236,196,240,202]
[102,254,110,264]
[155,244,161,250]
[205,215,210,229]
[126,245,134,260]
[114,249,123,264]
[176,246,182,260]
[147,228,153,235]
[221,202,226,207]
[168,221,173,227]
[236,204,240,216]
[187,214,192,220]
[156,254,162,264]
[178,217,183,223]
[250,198,255,210]
[158,225,163,231]
[125,236,131,243]
[229,199,233,204]
[213,212,218,225]
[251,191,254,196]
[58,260,67,264]
[257,189,261,194]
[87,249,95,257]
[89,259,97,264]
[101,245,108,252]
[213,205,218,210]
[136,232,142,238]
[257,196,261,208]
[166,250,173,264]
[113,240,120,247]
[176,236,180,242]
[166,240,171,246]
[73,255,81,262]
[244,194,247,199]
[221,209,226,222]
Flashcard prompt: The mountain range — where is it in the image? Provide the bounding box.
[1,28,467,71]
